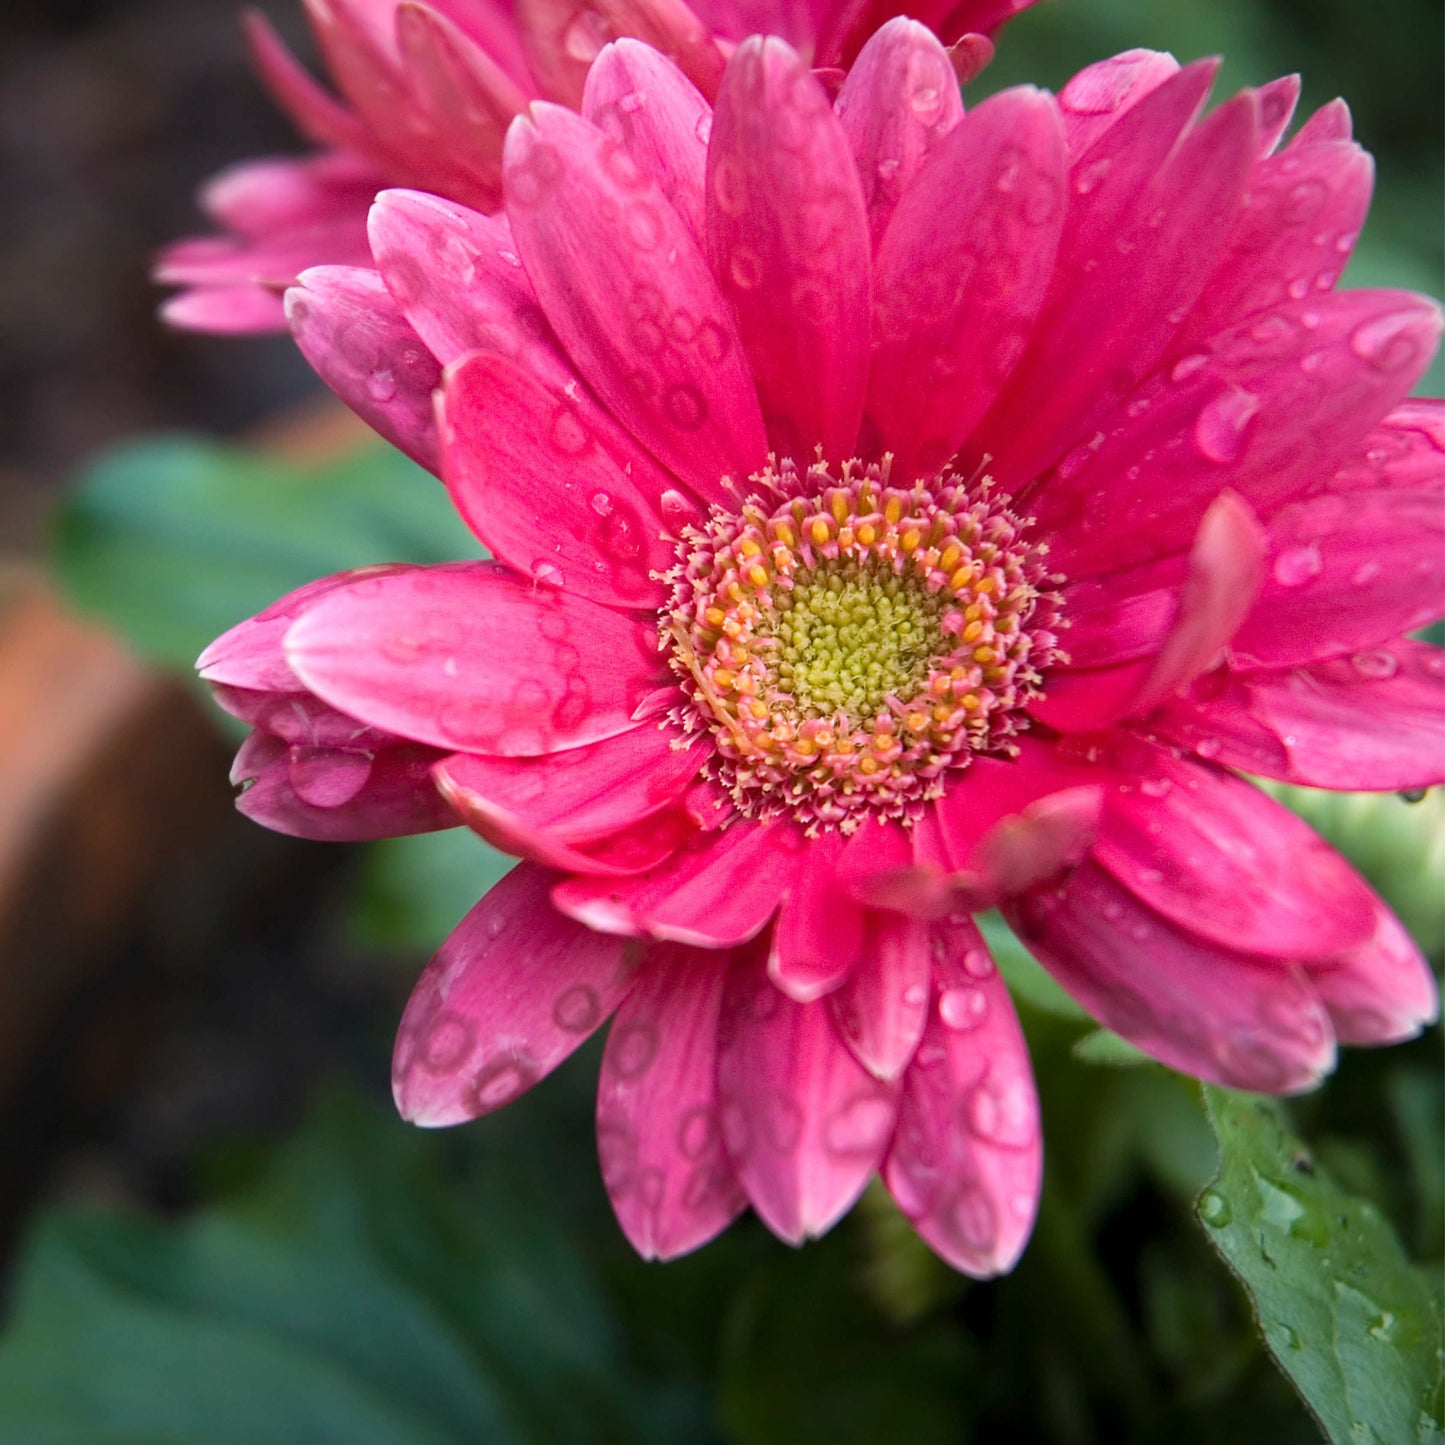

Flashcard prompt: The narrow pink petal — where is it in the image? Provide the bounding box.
[833,19,964,247]
[440,350,683,606]
[197,567,414,692]
[504,104,765,504]
[552,818,800,946]
[1290,98,1353,148]
[1040,291,1444,579]
[284,562,666,755]
[596,949,746,1259]
[155,219,373,288]
[978,72,1258,494]
[285,266,443,471]
[197,151,381,236]
[1307,908,1440,1046]
[828,910,930,1081]
[368,190,569,377]
[1154,644,1445,791]
[706,37,871,463]
[769,832,865,1002]
[211,684,397,750]
[867,85,1065,479]
[1174,139,1372,349]
[1326,400,1444,495]
[393,863,640,1126]
[718,958,899,1243]
[233,731,455,840]
[1253,74,1300,155]
[514,0,725,107]
[435,726,702,842]
[1094,752,1378,959]
[1131,490,1267,714]
[161,285,289,333]
[243,9,372,152]
[883,914,1041,1277]
[1007,861,1338,1093]
[395,2,529,208]
[953,785,1103,909]
[1057,553,1186,669]
[1231,488,1444,668]
[1053,48,1180,157]
[582,40,712,242]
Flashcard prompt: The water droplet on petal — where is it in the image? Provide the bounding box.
[938,986,988,1030]
[1351,649,1398,679]
[1349,312,1423,372]
[824,1093,895,1157]
[961,948,995,979]
[532,559,565,588]
[967,1077,1036,1147]
[1139,776,1173,798]
[1272,543,1323,587]
[1193,385,1261,464]
[590,490,613,516]
[366,368,397,402]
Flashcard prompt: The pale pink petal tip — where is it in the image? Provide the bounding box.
[1309,907,1441,1046]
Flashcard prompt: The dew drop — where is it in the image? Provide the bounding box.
[1272,543,1323,587]
[532,559,565,588]
[1073,156,1112,195]
[366,368,397,402]
[961,948,995,979]
[966,1077,1036,1147]
[1139,776,1173,798]
[1198,1189,1232,1227]
[1351,649,1398,679]
[938,986,988,1031]
[1351,559,1382,586]
[1193,385,1261,464]
[1349,312,1421,373]
[590,490,614,516]
[1194,737,1222,760]
[824,1094,895,1157]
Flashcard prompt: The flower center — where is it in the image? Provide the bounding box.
[663,458,1062,830]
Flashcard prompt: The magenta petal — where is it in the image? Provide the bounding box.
[706,37,871,462]
[1290,98,1353,148]
[834,19,963,247]
[718,959,899,1243]
[1231,487,1444,668]
[394,864,640,1126]
[440,350,682,606]
[210,684,396,750]
[504,104,765,504]
[828,910,931,1081]
[955,785,1103,909]
[1156,644,1445,791]
[369,190,570,377]
[1054,49,1180,158]
[1328,400,1444,495]
[1095,753,1377,959]
[284,562,666,755]
[162,285,290,333]
[596,949,746,1259]
[553,818,800,946]
[1253,74,1301,155]
[883,914,1040,1277]
[769,832,865,1003]
[1307,908,1440,1046]
[867,85,1065,479]
[582,40,712,242]
[1008,861,1338,1093]
[286,266,443,472]
[232,732,455,840]
[978,65,1256,493]
[242,9,371,152]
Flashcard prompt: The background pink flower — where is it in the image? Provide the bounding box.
[199,27,1443,1272]
[156,0,1040,331]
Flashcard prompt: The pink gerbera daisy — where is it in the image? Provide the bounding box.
[156,0,1037,332]
[198,26,1444,1273]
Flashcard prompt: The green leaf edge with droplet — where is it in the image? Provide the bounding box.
[1197,1085,1445,1444]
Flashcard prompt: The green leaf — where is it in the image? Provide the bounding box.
[54,435,477,672]
[1198,1086,1445,1444]
[0,1091,707,1444]
[1073,1029,1153,1068]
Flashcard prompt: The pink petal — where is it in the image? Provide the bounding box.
[283,562,666,755]
[231,732,456,840]
[1253,74,1301,156]
[243,9,372,152]
[1307,907,1440,1046]
[155,218,373,288]
[504,104,765,504]
[827,910,931,1080]
[883,914,1041,1277]
[1007,861,1338,1093]
[369,190,570,377]
[1290,98,1353,148]
[1326,400,1444,496]
[977,66,1258,493]
[833,19,964,247]
[596,948,746,1259]
[769,831,865,1002]
[161,285,289,333]
[1040,291,1445,579]
[717,957,899,1243]
[1053,48,1180,157]
[582,40,712,242]
[866,84,1066,479]
[706,37,871,463]
[553,817,800,945]
[395,2,530,208]
[196,151,381,237]
[440,350,682,607]
[1174,139,1373,350]
[285,266,443,472]
[1094,752,1377,960]
[394,863,640,1125]
[514,0,725,108]
[953,785,1103,909]
[1154,644,1445,791]
[435,725,703,842]
[210,683,396,750]
[1231,487,1444,668]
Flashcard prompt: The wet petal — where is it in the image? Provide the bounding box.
[1053,49,1180,158]
[827,910,931,1081]
[1307,907,1439,1046]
